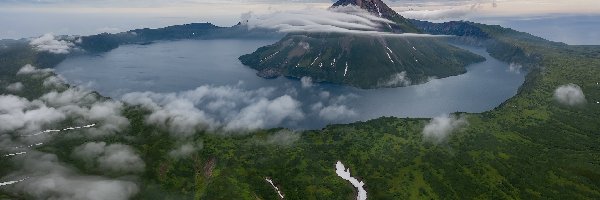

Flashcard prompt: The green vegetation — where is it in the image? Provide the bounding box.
[1,21,600,200]
[77,23,281,53]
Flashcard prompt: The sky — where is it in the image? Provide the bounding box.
[0,0,599,44]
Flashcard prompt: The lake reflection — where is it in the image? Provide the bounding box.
[56,39,525,129]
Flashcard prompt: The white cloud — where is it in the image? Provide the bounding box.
[40,87,130,136]
[377,71,411,87]
[398,4,480,20]
[72,141,107,162]
[145,99,217,137]
[319,91,330,99]
[262,129,301,146]
[554,83,586,106]
[6,82,24,92]
[300,76,313,88]
[86,101,130,136]
[122,85,304,135]
[0,74,129,137]
[98,144,145,173]
[29,33,74,54]
[318,104,357,121]
[422,114,468,144]
[0,69,138,199]
[96,27,121,33]
[0,94,66,133]
[40,87,96,107]
[225,95,304,131]
[42,75,68,88]
[16,64,52,75]
[507,63,522,74]
[245,5,448,37]
[73,142,145,173]
[168,142,202,158]
[6,151,139,200]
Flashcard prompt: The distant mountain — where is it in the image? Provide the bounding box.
[239,0,485,88]
[409,19,566,66]
[77,23,283,52]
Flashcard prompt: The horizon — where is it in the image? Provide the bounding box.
[1,0,599,45]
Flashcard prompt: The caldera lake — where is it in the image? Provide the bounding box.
[56,39,525,130]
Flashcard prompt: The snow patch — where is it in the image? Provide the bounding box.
[385,47,395,63]
[265,177,285,199]
[8,143,44,150]
[385,46,393,54]
[344,62,349,77]
[374,3,382,17]
[311,56,319,66]
[385,52,394,63]
[0,177,28,187]
[260,51,280,63]
[3,152,27,157]
[21,124,96,137]
[335,161,366,200]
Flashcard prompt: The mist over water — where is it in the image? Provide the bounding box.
[56,39,525,130]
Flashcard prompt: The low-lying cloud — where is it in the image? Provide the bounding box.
[244,5,447,37]
[0,94,66,133]
[377,71,411,87]
[301,76,313,88]
[0,64,129,137]
[6,82,24,92]
[122,85,305,136]
[29,33,74,54]
[168,142,202,158]
[17,64,53,76]
[73,142,145,173]
[313,103,357,121]
[261,129,301,146]
[422,114,468,144]
[507,63,523,74]
[0,66,140,199]
[225,95,303,131]
[398,3,484,20]
[42,75,68,89]
[554,83,586,106]
[5,151,139,200]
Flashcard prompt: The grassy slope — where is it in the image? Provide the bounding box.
[1,27,599,199]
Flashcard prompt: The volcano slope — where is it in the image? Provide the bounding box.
[239,0,486,88]
[239,33,485,88]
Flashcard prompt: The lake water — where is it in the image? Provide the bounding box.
[56,39,525,129]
